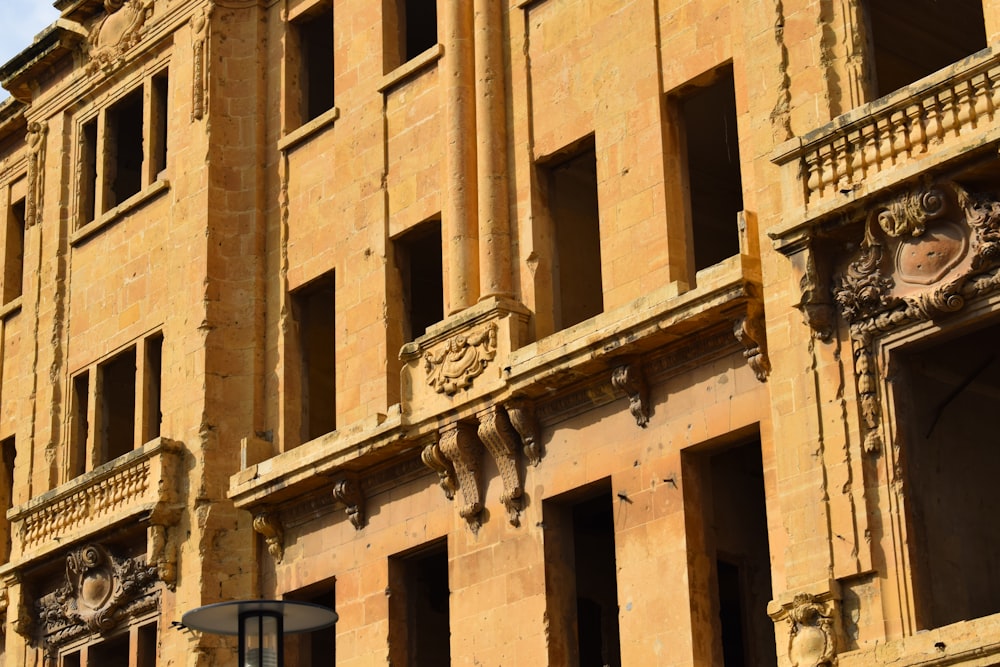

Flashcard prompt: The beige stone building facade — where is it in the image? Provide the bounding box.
[0,0,998,664]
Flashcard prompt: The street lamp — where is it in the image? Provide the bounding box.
[183,600,338,667]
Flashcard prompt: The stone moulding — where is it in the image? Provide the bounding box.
[9,438,183,563]
[831,182,1000,453]
[772,48,1000,213]
[33,543,158,649]
[423,322,498,395]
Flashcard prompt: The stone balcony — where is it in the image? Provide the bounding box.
[771,46,1000,248]
[7,438,184,566]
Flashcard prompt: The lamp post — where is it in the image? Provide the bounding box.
[183,600,338,667]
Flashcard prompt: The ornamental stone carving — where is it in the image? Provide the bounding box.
[424,323,497,395]
[437,423,483,532]
[832,183,1000,453]
[36,544,158,641]
[25,121,46,228]
[477,405,523,526]
[86,0,155,75]
[252,511,284,562]
[332,476,365,530]
[769,593,838,667]
[611,362,649,427]
[506,398,542,466]
[734,295,771,383]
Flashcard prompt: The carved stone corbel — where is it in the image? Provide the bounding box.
[438,422,483,532]
[768,592,839,667]
[477,405,523,526]
[421,435,457,500]
[147,524,176,589]
[505,398,542,466]
[735,298,771,383]
[794,237,837,341]
[332,476,365,530]
[611,362,649,427]
[252,511,284,562]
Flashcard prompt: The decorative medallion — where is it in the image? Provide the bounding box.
[769,593,838,667]
[424,323,498,395]
[36,544,158,642]
[86,0,155,75]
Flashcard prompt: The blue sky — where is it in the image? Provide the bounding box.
[0,1,61,69]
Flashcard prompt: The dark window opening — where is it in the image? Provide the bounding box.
[541,139,604,331]
[293,272,336,441]
[151,72,169,177]
[684,440,775,667]
[389,540,450,667]
[4,197,25,304]
[143,333,163,443]
[894,320,1000,629]
[137,623,158,667]
[88,631,129,666]
[100,348,137,463]
[71,371,90,477]
[543,483,622,667]
[62,652,81,667]
[0,436,14,562]
[867,0,986,98]
[298,6,335,122]
[395,219,443,340]
[385,0,438,71]
[677,67,743,271]
[80,118,98,223]
[287,580,336,665]
[106,89,144,209]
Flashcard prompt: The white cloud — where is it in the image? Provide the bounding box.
[0,1,61,69]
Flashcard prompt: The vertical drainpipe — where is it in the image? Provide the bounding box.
[442,0,479,314]
[474,0,512,300]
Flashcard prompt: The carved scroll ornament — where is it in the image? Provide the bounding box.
[506,398,542,466]
[36,544,158,638]
[477,405,523,526]
[769,593,838,667]
[437,423,483,532]
[333,476,366,530]
[86,0,155,75]
[611,362,649,427]
[832,183,1000,453]
[424,323,498,395]
[252,511,284,562]
[734,296,771,383]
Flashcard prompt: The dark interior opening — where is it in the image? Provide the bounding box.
[80,118,98,223]
[100,348,137,463]
[0,436,14,562]
[152,72,169,177]
[542,139,604,330]
[72,371,90,477]
[894,320,1000,629]
[137,622,157,667]
[678,66,743,271]
[867,0,986,98]
[395,219,443,340]
[88,631,129,666]
[300,6,335,122]
[4,197,25,304]
[403,0,438,61]
[106,88,144,209]
[293,272,336,441]
[287,580,336,666]
[389,540,450,667]
[144,334,163,443]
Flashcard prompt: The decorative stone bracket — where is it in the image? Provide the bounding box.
[252,511,284,562]
[734,295,771,383]
[421,403,535,531]
[768,590,841,667]
[505,398,541,466]
[611,362,650,427]
[332,476,365,530]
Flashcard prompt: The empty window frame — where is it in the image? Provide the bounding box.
[286,579,336,665]
[675,66,743,273]
[543,482,622,667]
[0,437,14,563]
[60,621,157,667]
[394,219,444,341]
[3,179,26,305]
[682,440,775,667]
[388,539,450,666]
[539,138,604,331]
[292,272,336,442]
[78,70,169,225]
[70,332,164,477]
[383,0,438,72]
[864,0,986,98]
[291,4,335,125]
[892,321,1000,629]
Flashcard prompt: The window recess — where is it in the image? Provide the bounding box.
[383,0,438,72]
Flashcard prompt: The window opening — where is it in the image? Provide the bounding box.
[0,436,14,563]
[88,631,129,666]
[684,440,775,666]
[287,579,336,665]
[293,272,336,441]
[893,321,1000,629]
[151,72,169,178]
[677,67,743,272]
[71,371,90,477]
[80,118,98,224]
[384,0,438,71]
[297,6,335,123]
[99,348,137,464]
[106,88,145,209]
[4,195,25,304]
[388,540,450,666]
[395,219,443,340]
[543,483,621,667]
[540,139,603,331]
[866,0,986,98]
[142,333,163,443]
